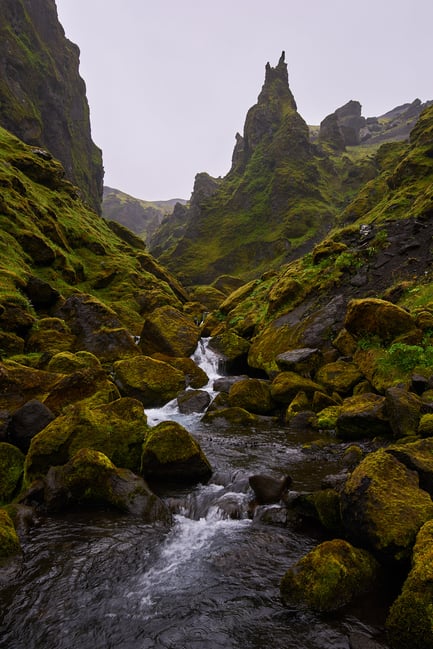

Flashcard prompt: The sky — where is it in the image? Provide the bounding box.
[55,0,433,202]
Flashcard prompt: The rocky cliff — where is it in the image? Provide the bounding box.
[150,53,348,285]
[0,0,103,213]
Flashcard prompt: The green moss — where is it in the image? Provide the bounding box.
[280,539,378,612]
[0,508,21,560]
[0,443,25,504]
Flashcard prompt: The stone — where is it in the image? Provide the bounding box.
[0,443,25,503]
[141,420,212,485]
[315,360,363,395]
[385,386,422,438]
[23,276,61,309]
[0,508,21,563]
[139,305,200,357]
[44,448,170,522]
[335,393,391,440]
[228,378,274,415]
[280,539,378,612]
[275,348,323,376]
[270,372,323,404]
[344,298,418,343]
[386,438,433,496]
[113,355,185,407]
[8,399,55,452]
[152,354,208,389]
[208,332,250,372]
[248,474,292,504]
[341,448,433,562]
[177,389,211,414]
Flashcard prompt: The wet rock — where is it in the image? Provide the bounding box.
[24,397,149,484]
[44,448,170,522]
[228,378,274,415]
[385,386,422,438]
[249,474,292,504]
[8,399,55,452]
[280,539,379,612]
[0,508,22,565]
[275,347,322,376]
[386,519,433,649]
[270,371,323,404]
[141,420,212,485]
[293,488,342,534]
[0,443,25,503]
[113,355,185,407]
[213,375,249,392]
[341,448,433,562]
[335,393,391,440]
[344,298,418,344]
[202,406,263,426]
[152,354,208,389]
[139,305,200,357]
[177,389,211,414]
[315,360,363,396]
[208,331,250,373]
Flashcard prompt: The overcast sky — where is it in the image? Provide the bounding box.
[55,0,432,201]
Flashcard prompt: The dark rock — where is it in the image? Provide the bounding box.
[249,474,292,504]
[213,375,249,392]
[177,389,211,414]
[385,386,422,438]
[276,348,323,376]
[24,276,61,309]
[9,399,55,452]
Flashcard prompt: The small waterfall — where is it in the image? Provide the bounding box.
[146,337,225,427]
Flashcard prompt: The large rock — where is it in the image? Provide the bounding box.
[315,360,363,395]
[24,398,149,484]
[344,298,418,343]
[8,399,55,452]
[275,348,322,376]
[387,438,433,496]
[43,448,170,521]
[208,331,250,372]
[0,508,21,564]
[0,443,25,503]
[55,293,139,361]
[0,360,60,412]
[113,356,185,407]
[141,420,212,484]
[386,520,433,649]
[152,354,208,389]
[341,448,433,562]
[228,378,274,415]
[335,393,391,440]
[139,305,200,357]
[385,386,422,438]
[177,390,211,414]
[280,539,378,612]
[270,372,323,404]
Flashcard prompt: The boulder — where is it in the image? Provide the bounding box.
[418,413,433,437]
[280,539,379,612]
[228,378,274,415]
[141,420,212,484]
[139,305,200,357]
[152,354,208,389]
[293,489,342,534]
[47,350,102,374]
[386,520,433,649]
[42,366,120,415]
[0,443,25,503]
[249,474,292,504]
[55,293,139,361]
[335,393,391,440]
[8,399,55,452]
[387,438,433,496]
[385,386,422,438]
[0,508,21,564]
[208,331,250,372]
[113,355,185,407]
[202,406,265,426]
[270,372,323,404]
[177,389,211,414]
[43,448,170,522]
[275,348,322,376]
[341,448,433,562]
[315,360,363,395]
[24,397,149,484]
[344,298,418,343]
[23,276,61,309]
[0,360,60,412]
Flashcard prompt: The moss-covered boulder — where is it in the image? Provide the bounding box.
[387,438,433,496]
[44,448,170,521]
[152,354,208,389]
[0,443,25,503]
[139,305,200,357]
[280,539,379,612]
[26,322,76,355]
[315,360,363,395]
[344,298,418,344]
[24,398,149,484]
[315,405,342,431]
[386,520,433,649]
[0,508,21,563]
[385,386,422,438]
[275,348,323,376]
[0,360,60,411]
[228,378,274,415]
[8,399,55,452]
[335,393,391,440]
[292,489,342,534]
[418,413,433,438]
[113,355,185,407]
[270,372,323,405]
[285,390,310,422]
[47,350,102,374]
[208,331,250,371]
[201,406,265,426]
[43,366,120,415]
[341,448,433,562]
[141,420,212,484]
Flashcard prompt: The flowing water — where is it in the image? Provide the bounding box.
[0,340,392,649]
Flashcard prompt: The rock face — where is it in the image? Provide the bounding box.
[0,0,103,212]
[319,100,366,149]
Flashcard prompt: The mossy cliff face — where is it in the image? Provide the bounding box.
[0,0,103,213]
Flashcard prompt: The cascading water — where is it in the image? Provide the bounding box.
[0,339,391,649]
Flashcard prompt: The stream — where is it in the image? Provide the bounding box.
[0,340,392,649]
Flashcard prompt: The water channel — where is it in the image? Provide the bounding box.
[0,340,392,648]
